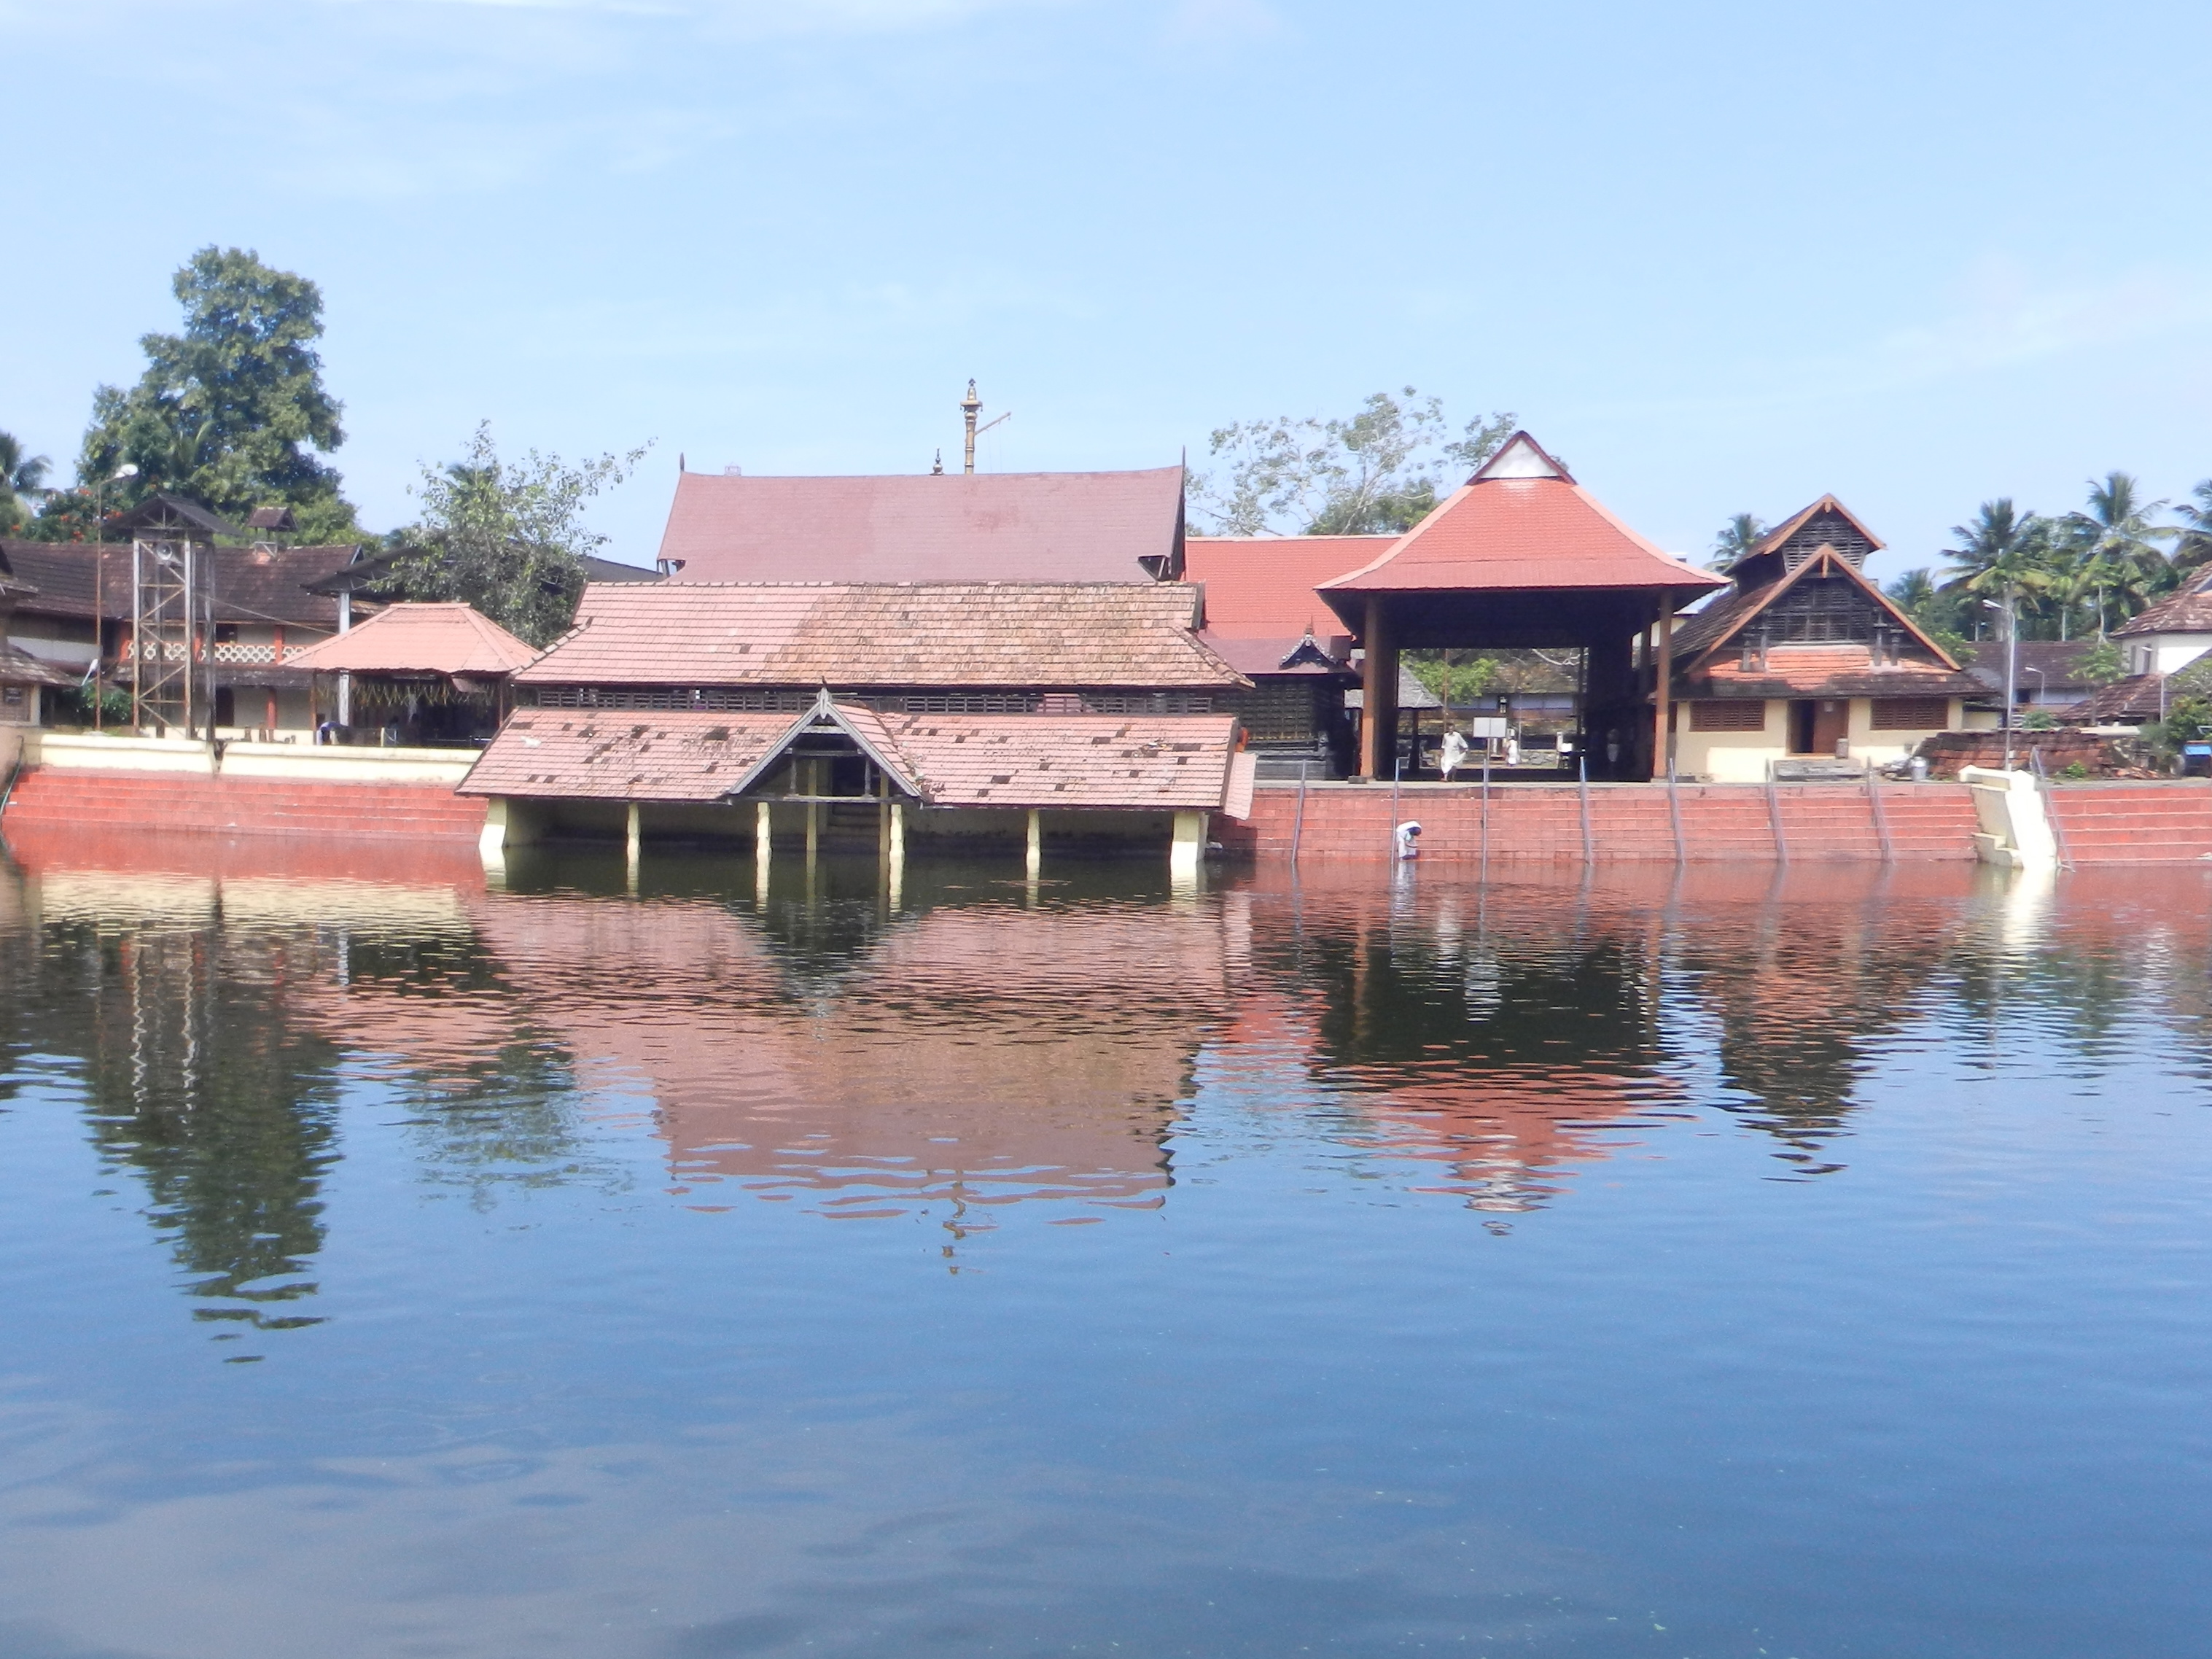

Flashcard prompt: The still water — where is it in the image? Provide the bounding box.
[0,834,2208,1658]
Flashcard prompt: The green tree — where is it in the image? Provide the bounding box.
[2058,471,2174,634]
[2076,638,2125,685]
[1941,500,2060,639]
[0,430,51,530]
[1712,512,1765,569]
[1191,389,1515,537]
[77,247,358,540]
[378,422,650,647]
[2172,478,2212,578]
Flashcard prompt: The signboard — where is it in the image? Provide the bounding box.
[1465,718,1509,739]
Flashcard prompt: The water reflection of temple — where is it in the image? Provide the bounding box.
[10,825,2205,1348]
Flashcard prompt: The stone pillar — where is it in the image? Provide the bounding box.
[1170,809,1205,878]
[625,801,641,890]
[1359,595,1397,779]
[888,802,906,906]
[755,800,772,904]
[1025,808,1043,879]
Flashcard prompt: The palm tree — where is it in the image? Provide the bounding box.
[2173,478,2212,578]
[1885,567,1939,619]
[1711,513,1765,570]
[0,430,51,527]
[1942,499,2058,639]
[2062,471,2175,632]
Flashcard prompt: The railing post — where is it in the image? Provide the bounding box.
[1578,753,1594,863]
[1766,762,1789,865]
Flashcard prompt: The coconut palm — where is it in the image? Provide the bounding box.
[1712,512,1766,570]
[2173,478,2212,578]
[0,430,51,527]
[2061,472,2174,629]
[1942,499,2060,637]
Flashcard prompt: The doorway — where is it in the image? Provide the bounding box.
[1788,698,1849,755]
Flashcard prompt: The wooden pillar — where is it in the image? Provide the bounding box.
[1360,595,1397,779]
[1025,808,1042,879]
[1653,597,1675,781]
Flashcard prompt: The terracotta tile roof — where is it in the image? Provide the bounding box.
[1682,645,1981,698]
[1183,535,1389,640]
[460,709,795,801]
[284,603,539,676]
[515,581,1249,690]
[0,540,359,626]
[2114,570,2212,637]
[1317,432,1724,601]
[2074,673,2166,724]
[883,710,1237,809]
[462,702,1239,809]
[1957,640,2104,695]
[656,467,1187,584]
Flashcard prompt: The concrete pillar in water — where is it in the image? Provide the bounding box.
[625,801,641,891]
[887,802,906,908]
[1025,809,1042,879]
[1170,809,1205,882]
[755,800,772,904]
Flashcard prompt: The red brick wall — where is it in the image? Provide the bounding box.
[1216,782,1979,863]
[0,766,487,842]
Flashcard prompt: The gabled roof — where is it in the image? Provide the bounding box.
[1742,494,1885,572]
[109,494,241,540]
[1315,432,1724,599]
[515,580,1250,690]
[655,467,1188,584]
[283,603,540,676]
[2114,567,2212,637]
[1672,545,1962,671]
[460,701,1241,810]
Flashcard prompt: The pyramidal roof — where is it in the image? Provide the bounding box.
[1317,432,1726,597]
[284,602,540,676]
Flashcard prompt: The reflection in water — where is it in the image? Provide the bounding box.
[6,831,2212,1658]
[5,833,2212,1337]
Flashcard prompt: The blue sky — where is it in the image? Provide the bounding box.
[4,0,2208,579]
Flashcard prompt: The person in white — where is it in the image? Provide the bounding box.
[1439,726,1470,782]
[1393,820,1422,860]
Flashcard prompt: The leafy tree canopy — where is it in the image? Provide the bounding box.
[0,430,52,533]
[378,422,650,648]
[1191,389,1515,537]
[77,246,358,541]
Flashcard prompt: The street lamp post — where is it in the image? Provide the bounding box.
[1983,595,2018,771]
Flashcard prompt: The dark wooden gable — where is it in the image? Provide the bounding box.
[1690,548,1963,674]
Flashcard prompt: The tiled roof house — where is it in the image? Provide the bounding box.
[1665,497,1978,780]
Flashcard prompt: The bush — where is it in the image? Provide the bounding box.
[2060,760,2090,780]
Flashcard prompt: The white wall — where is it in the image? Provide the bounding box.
[1673,697,1960,780]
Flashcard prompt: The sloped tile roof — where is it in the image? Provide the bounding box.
[1316,454,1725,599]
[284,603,539,675]
[1183,535,1390,639]
[515,581,1249,690]
[884,710,1237,809]
[1681,645,1982,699]
[1197,632,1352,677]
[460,710,793,801]
[2114,569,2212,637]
[2073,674,2167,724]
[0,540,359,626]
[656,467,1187,583]
[461,702,1239,810]
[0,640,79,688]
